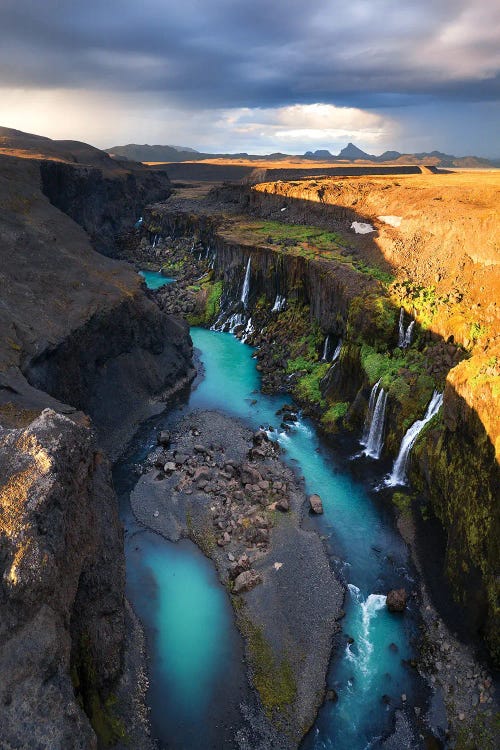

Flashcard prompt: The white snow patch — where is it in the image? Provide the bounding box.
[351,221,375,234]
[378,215,402,227]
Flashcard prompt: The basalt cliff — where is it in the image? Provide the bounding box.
[0,130,193,747]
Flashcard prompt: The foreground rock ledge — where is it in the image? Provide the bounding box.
[0,409,124,749]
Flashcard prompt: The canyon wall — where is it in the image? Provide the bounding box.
[0,138,194,747]
[144,197,499,663]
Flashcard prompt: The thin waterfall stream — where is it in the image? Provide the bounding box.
[386,390,443,487]
[117,327,428,750]
[360,381,388,459]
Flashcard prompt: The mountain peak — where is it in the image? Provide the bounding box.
[337,143,372,160]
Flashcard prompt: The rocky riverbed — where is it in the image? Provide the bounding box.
[130,410,344,749]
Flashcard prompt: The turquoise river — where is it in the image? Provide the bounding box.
[115,327,424,750]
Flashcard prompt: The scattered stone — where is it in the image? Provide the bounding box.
[157,430,171,447]
[233,569,262,594]
[252,430,269,445]
[276,497,290,512]
[309,494,324,514]
[240,463,262,485]
[193,466,212,482]
[386,588,408,612]
[273,562,283,571]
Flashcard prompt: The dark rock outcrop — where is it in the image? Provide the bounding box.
[386,589,408,612]
[0,410,124,749]
[40,160,171,257]
[0,132,195,747]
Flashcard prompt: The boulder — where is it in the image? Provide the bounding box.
[253,430,269,445]
[233,569,262,594]
[240,463,262,485]
[386,588,408,612]
[193,466,212,482]
[309,494,324,514]
[163,461,176,473]
[276,497,290,512]
[157,430,171,447]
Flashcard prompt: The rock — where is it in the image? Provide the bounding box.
[309,494,324,514]
[325,689,338,702]
[174,453,189,465]
[276,497,290,512]
[253,430,269,445]
[193,466,212,482]
[240,463,262,485]
[157,430,171,447]
[153,510,159,518]
[194,444,207,454]
[233,569,262,594]
[229,554,251,580]
[386,588,408,612]
[249,447,266,460]
[163,461,176,473]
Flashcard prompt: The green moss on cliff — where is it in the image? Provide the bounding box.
[187,280,223,326]
[294,364,329,408]
[72,634,126,746]
[321,402,349,432]
[411,420,500,665]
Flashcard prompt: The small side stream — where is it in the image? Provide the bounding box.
[115,327,424,749]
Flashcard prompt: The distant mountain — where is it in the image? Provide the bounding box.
[106,140,499,169]
[337,142,375,160]
[106,143,204,163]
[304,149,333,159]
[377,150,402,162]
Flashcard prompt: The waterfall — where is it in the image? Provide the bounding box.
[271,294,286,313]
[321,335,330,361]
[225,313,246,333]
[241,317,254,342]
[241,258,251,308]
[385,390,443,486]
[331,338,342,362]
[398,308,414,348]
[361,381,380,444]
[361,384,387,459]
[398,308,405,346]
[403,320,415,348]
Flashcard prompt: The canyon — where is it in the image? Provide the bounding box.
[0,129,498,750]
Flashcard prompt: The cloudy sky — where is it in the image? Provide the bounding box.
[0,0,498,156]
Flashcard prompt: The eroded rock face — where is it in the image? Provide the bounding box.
[386,589,408,613]
[0,409,125,749]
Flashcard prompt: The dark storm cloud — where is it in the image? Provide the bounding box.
[0,0,498,109]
